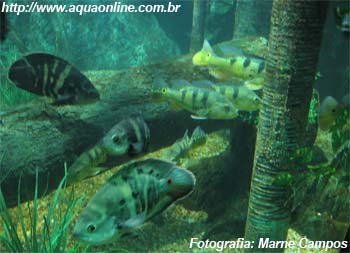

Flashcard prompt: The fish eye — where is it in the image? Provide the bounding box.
[112,135,121,144]
[87,224,96,233]
[161,87,167,93]
[207,53,211,58]
[332,109,336,113]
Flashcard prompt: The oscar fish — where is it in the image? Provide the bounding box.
[8,53,100,105]
[67,116,150,184]
[72,158,195,245]
[152,78,238,120]
[192,40,265,90]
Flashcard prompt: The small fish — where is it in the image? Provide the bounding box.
[318,96,343,131]
[192,40,265,90]
[194,80,262,111]
[72,158,195,245]
[102,116,150,156]
[67,144,108,185]
[152,78,238,120]
[8,53,100,105]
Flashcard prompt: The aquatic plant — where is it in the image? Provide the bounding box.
[0,168,88,253]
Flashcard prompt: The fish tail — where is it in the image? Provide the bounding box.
[167,168,196,199]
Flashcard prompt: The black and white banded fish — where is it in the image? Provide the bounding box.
[8,53,100,105]
[102,116,150,156]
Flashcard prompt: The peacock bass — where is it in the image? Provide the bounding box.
[192,40,266,90]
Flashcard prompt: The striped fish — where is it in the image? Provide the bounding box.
[152,78,238,120]
[8,53,100,105]
[67,116,150,184]
[192,40,265,90]
[197,81,262,112]
[67,144,108,184]
[102,116,150,156]
[72,158,195,245]
[162,126,207,162]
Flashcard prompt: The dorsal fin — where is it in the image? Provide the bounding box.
[191,80,216,90]
[169,79,191,89]
[202,39,214,53]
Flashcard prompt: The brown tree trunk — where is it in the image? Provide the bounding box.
[244,1,328,252]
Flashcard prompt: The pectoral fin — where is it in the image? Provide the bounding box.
[191,114,208,120]
[120,212,146,228]
[244,78,264,91]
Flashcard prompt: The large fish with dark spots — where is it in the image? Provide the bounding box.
[67,116,150,184]
[152,78,238,120]
[8,53,100,105]
[72,158,195,245]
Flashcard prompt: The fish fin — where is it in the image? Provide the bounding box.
[190,126,207,146]
[120,212,146,228]
[191,80,216,90]
[91,167,107,176]
[202,39,214,53]
[52,95,76,106]
[169,79,191,89]
[191,114,208,120]
[208,68,230,80]
[244,79,264,91]
[169,101,184,111]
[129,142,144,154]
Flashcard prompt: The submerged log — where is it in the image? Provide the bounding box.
[190,0,208,53]
[0,57,238,207]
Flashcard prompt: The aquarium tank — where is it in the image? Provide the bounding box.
[0,0,349,252]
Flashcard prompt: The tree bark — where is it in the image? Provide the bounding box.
[190,0,207,53]
[244,1,328,252]
[233,0,272,39]
[0,57,234,207]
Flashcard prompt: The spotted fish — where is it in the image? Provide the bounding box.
[192,40,265,90]
[72,158,195,245]
[8,53,100,105]
[152,78,238,120]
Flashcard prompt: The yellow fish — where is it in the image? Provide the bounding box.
[192,40,265,90]
[152,78,238,120]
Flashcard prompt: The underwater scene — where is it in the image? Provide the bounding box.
[0,0,349,252]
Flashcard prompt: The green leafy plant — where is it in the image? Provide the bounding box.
[0,167,89,253]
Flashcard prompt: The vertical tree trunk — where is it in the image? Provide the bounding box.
[244,1,328,252]
[233,0,272,39]
[190,0,207,53]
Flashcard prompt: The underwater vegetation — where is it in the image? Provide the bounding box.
[0,169,88,253]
